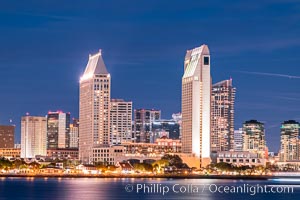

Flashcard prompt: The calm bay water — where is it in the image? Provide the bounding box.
[0,177,299,199]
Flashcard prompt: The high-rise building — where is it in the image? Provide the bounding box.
[21,116,47,158]
[211,79,236,152]
[47,111,70,149]
[69,118,79,148]
[242,120,266,158]
[0,125,15,148]
[110,99,132,144]
[134,109,161,143]
[279,120,300,162]
[234,128,243,152]
[181,44,211,167]
[79,50,111,163]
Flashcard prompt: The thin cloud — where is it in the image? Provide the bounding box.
[236,71,300,79]
[273,96,300,101]
[1,11,78,21]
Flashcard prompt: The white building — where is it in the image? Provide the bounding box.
[181,44,211,167]
[69,123,79,148]
[92,145,125,165]
[110,99,132,144]
[216,151,266,167]
[21,116,47,158]
[234,128,243,152]
[79,50,111,163]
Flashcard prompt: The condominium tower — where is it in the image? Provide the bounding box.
[242,120,266,158]
[79,50,111,163]
[181,44,211,167]
[134,109,161,143]
[234,128,243,152]
[69,118,79,148]
[279,120,300,162]
[47,111,70,149]
[110,99,132,144]
[211,79,235,152]
[0,125,15,148]
[21,116,47,158]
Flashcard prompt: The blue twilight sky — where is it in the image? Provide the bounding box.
[0,0,300,152]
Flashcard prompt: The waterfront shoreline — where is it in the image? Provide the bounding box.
[0,174,275,179]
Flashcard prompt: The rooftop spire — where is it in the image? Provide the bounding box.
[81,50,109,81]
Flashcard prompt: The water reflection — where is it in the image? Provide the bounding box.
[0,178,298,200]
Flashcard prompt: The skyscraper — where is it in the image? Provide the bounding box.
[181,44,211,167]
[69,118,79,148]
[242,120,266,158]
[79,50,111,163]
[211,79,236,152]
[134,109,161,143]
[21,116,47,158]
[279,120,300,162]
[0,125,15,148]
[47,111,70,149]
[110,99,132,144]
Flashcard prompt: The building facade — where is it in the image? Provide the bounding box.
[69,119,79,148]
[234,128,243,152]
[134,109,161,143]
[279,120,300,162]
[46,148,79,160]
[79,50,111,163]
[181,44,211,167]
[21,116,47,158]
[92,138,182,165]
[0,148,20,159]
[110,99,132,144]
[47,111,70,149]
[92,145,125,165]
[242,120,266,158]
[216,151,266,167]
[122,138,182,155]
[211,79,235,152]
[0,125,15,148]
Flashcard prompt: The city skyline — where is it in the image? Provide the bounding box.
[0,46,298,154]
[1,1,300,153]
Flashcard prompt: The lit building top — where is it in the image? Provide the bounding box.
[213,79,233,88]
[244,120,264,125]
[282,120,300,126]
[80,50,109,82]
[183,44,209,78]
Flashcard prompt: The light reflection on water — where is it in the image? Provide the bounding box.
[0,178,299,200]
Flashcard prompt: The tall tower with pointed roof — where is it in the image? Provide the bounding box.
[79,50,111,163]
[182,44,211,167]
